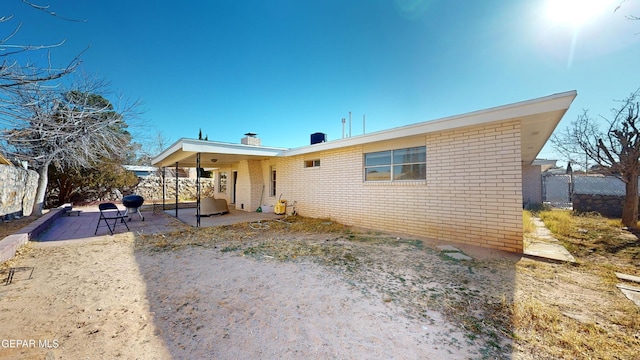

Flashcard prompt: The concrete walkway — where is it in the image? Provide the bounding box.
[524,217,576,262]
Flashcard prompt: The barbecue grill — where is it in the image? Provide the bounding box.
[122,194,145,221]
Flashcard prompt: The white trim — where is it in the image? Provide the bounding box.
[152,138,287,166]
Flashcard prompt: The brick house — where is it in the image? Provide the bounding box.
[153,91,576,252]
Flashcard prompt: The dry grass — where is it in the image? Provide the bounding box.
[523,210,535,235]
[512,259,640,359]
[522,210,536,251]
[131,213,640,359]
[134,216,348,252]
[4,207,637,357]
[518,209,640,359]
[538,209,640,274]
[136,217,509,357]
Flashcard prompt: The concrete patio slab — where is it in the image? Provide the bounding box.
[34,205,188,245]
[30,204,286,248]
[167,207,283,227]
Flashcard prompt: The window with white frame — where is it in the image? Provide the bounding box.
[218,171,227,193]
[364,146,426,181]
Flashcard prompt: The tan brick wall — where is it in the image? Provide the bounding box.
[272,120,524,252]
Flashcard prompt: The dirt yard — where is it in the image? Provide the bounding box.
[0,216,638,359]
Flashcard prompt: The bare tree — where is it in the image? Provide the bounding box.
[551,89,640,228]
[0,75,140,215]
[1,2,84,88]
[130,128,172,166]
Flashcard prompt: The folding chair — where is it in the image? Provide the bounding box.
[95,203,130,235]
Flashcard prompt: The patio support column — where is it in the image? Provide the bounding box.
[196,152,201,227]
[162,167,166,210]
[175,162,179,218]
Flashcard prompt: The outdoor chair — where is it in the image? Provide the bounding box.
[95,203,130,235]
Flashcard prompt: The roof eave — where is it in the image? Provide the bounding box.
[284,90,577,157]
[151,138,287,168]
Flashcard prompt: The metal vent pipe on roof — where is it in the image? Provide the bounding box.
[363,114,365,134]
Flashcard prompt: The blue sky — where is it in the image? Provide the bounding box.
[6,0,640,163]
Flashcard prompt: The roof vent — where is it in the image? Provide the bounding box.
[241,132,261,146]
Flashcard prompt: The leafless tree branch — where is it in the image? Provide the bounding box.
[21,0,87,23]
[0,2,85,87]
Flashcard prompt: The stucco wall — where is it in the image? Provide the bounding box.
[522,164,542,207]
[0,165,39,218]
[268,120,523,252]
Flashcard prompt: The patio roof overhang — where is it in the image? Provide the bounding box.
[152,139,287,168]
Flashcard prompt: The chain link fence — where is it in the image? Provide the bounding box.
[543,174,631,208]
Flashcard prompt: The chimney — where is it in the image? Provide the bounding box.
[241,132,261,146]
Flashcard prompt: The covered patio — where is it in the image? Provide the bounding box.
[152,135,287,227]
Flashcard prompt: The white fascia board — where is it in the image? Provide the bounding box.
[181,139,287,156]
[284,91,577,157]
[152,138,287,166]
[151,138,186,165]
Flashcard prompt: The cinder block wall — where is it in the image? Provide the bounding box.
[273,120,524,252]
